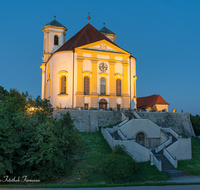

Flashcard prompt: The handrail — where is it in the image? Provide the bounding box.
[164,148,177,168]
[166,140,179,150]
[118,129,126,140]
[133,111,141,119]
[119,119,133,129]
[160,128,170,140]
[121,112,127,121]
[152,154,162,171]
[115,117,129,127]
[169,128,179,139]
[162,128,170,133]
[155,136,172,153]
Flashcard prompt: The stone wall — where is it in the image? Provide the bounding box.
[54,109,122,132]
[136,112,195,137]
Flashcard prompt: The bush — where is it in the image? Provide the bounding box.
[103,145,137,181]
[190,114,200,136]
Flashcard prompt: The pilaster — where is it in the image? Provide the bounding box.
[76,58,84,95]
[122,61,128,96]
[91,59,98,95]
[109,60,116,96]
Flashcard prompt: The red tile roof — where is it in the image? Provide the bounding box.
[56,24,116,52]
[137,94,169,109]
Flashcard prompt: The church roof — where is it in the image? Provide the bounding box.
[56,24,117,52]
[99,26,115,34]
[45,19,67,29]
[137,94,169,109]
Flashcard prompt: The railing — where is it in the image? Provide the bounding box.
[114,117,129,128]
[118,129,126,140]
[152,153,162,171]
[161,127,179,139]
[121,112,127,121]
[164,148,177,168]
[161,128,170,140]
[155,136,172,153]
[107,127,118,133]
[101,128,114,148]
[133,111,141,119]
[119,119,133,130]
[162,128,170,133]
[169,128,179,139]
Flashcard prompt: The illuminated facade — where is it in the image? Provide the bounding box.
[40,18,137,110]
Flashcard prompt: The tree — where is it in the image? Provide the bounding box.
[0,86,83,181]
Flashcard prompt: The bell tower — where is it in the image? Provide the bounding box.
[42,16,67,63]
[99,23,116,42]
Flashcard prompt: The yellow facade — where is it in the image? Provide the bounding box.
[41,21,137,110]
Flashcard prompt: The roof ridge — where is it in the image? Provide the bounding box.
[71,24,91,49]
[68,24,87,50]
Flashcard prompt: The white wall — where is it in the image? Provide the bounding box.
[120,119,161,139]
[167,138,192,160]
[101,128,150,162]
[49,52,73,108]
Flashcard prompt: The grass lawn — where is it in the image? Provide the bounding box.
[56,130,169,185]
[178,137,200,175]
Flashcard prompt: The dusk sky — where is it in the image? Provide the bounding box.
[0,0,199,115]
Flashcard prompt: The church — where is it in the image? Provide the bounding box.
[40,16,137,110]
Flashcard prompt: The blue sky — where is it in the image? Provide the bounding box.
[0,0,199,115]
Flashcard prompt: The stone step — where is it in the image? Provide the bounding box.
[163,170,189,177]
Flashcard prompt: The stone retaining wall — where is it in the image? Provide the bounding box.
[136,112,195,137]
[53,109,122,132]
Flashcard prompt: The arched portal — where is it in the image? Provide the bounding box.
[99,99,107,110]
[136,132,145,147]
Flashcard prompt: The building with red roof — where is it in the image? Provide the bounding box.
[137,94,169,112]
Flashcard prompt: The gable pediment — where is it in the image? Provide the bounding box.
[76,40,130,55]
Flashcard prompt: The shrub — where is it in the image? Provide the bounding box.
[190,114,200,136]
[103,145,137,181]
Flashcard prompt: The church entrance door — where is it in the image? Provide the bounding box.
[117,104,121,111]
[99,99,107,110]
[136,133,145,147]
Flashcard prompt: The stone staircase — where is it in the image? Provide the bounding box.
[152,149,188,177]
[122,111,189,177]
[152,133,189,177]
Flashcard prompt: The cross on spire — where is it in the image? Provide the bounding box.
[87,12,91,24]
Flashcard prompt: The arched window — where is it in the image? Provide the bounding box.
[84,77,90,95]
[54,35,59,45]
[60,76,66,94]
[116,79,121,96]
[100,78,106,95]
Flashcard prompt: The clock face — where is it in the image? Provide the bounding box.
[99,62,108,72]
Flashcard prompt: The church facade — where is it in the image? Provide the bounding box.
[40,18,137,110]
